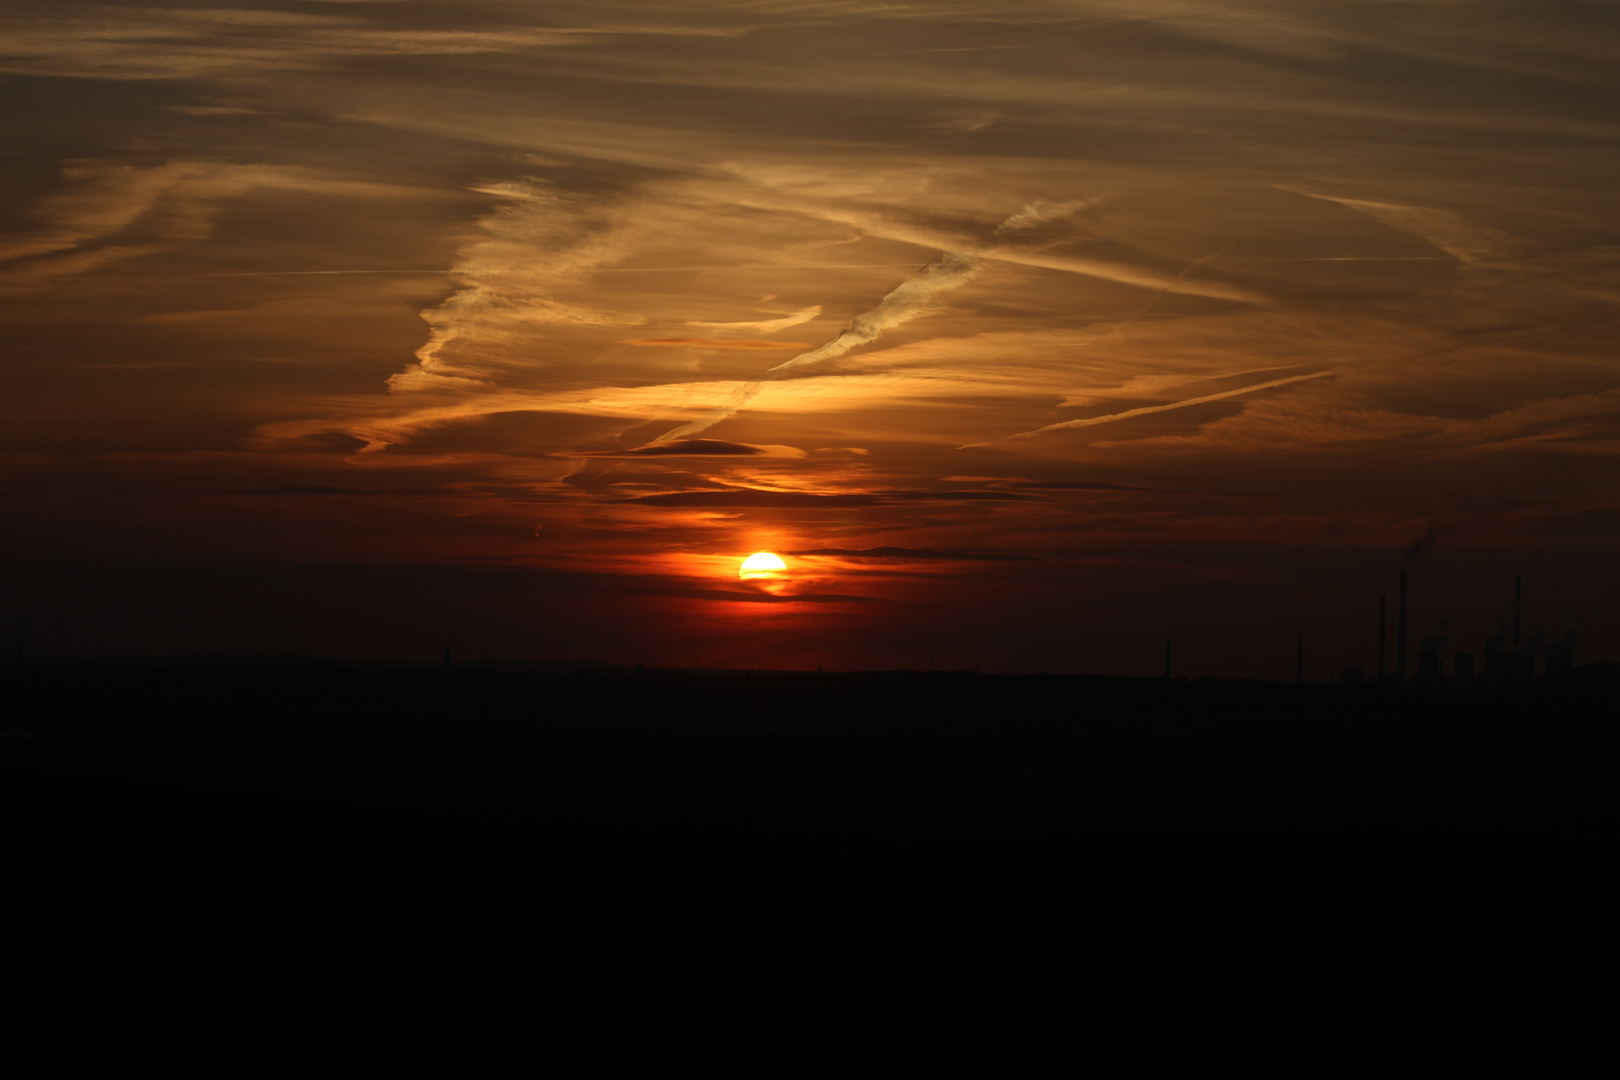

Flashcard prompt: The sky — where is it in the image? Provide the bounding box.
[3,0,1618,675]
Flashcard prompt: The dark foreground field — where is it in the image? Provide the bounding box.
[5,665,1616,1069]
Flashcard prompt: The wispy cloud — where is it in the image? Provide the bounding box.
[13,0,1618,659]
[790,546,1038,561]
[0,5,739,80]
[686,304,822,332]
[649,196,1144,444]
[716,168,1267,302]
[1285,190,1523,267]
[654,251,984,441]
[621,337,811,349]
[0,159,436,292]
[618,487,1033,508]
[566,439,804,458]
[392,179,649,394]
[971,370,1340,446]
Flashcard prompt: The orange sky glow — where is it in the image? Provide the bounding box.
[3,1,1618,675]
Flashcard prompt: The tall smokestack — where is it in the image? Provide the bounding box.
[1398,571,1408,677]
[1378,595,1387,681]
[1514,576,1522,648]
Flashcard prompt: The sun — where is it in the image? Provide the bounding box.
[739,551,788,581]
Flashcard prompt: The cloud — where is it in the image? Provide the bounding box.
[972,370,1340,446]
[240,486,455,497]
[1287,191,1523,266]
[617,487,1037,508]
[619,337,811,349]
[717,170,1267,302]
[6,0,1620,676]
[1005,480,1166,492]
[619,491,886,508]
[567,439,805,457]
[262,317,1368,453]
[266,275,1614,461]
[0,244,165,295]
[144,2,1620,538]
[686,304,822,332]
[0,159,441,290]
[1098,369,1620,457]
[391,179,649,394]
[677,587,876,605]
[790,546,1039,561]
[1003,479,1276,498]
[920,109,1003,132]
[655,250,985,441]
[0,6,737,80]
[629,193,1192,446]
[769,254,986,375]
[164,105,262,117]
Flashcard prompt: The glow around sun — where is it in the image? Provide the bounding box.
[739,551,788,580]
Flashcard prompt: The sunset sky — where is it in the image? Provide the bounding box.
[4,1,1618,675]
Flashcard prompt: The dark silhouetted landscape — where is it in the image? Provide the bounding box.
[6,0,1619,1067]
[6,660,1616,1069]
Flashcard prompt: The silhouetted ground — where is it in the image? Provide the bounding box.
[5,665,1616,1068]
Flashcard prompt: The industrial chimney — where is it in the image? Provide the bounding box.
[1513,576,1522,649]
[1397,570,1408,680]
[1378,595,1387,681]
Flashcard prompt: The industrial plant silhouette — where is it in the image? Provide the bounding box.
[1332,572,1573,688]
[4,569,1615,1069]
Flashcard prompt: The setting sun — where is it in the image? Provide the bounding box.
[740,552,788,581]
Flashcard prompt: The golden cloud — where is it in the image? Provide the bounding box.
[619,338,812,349]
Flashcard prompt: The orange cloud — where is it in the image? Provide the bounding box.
[619,338,811,349]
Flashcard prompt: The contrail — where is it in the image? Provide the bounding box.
[960,370,1337,448]
[201,270,451,277]
[202,263,929,278]
[653,199,1170,443]
[687,304,821,332]
[1112,244,1234,328]
[1235,257,1449,262]
[657,251,984,442]
[769,253,982,375]
[962,318,1582,449]
[875,45,1025,55]
[600,263,928,273]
